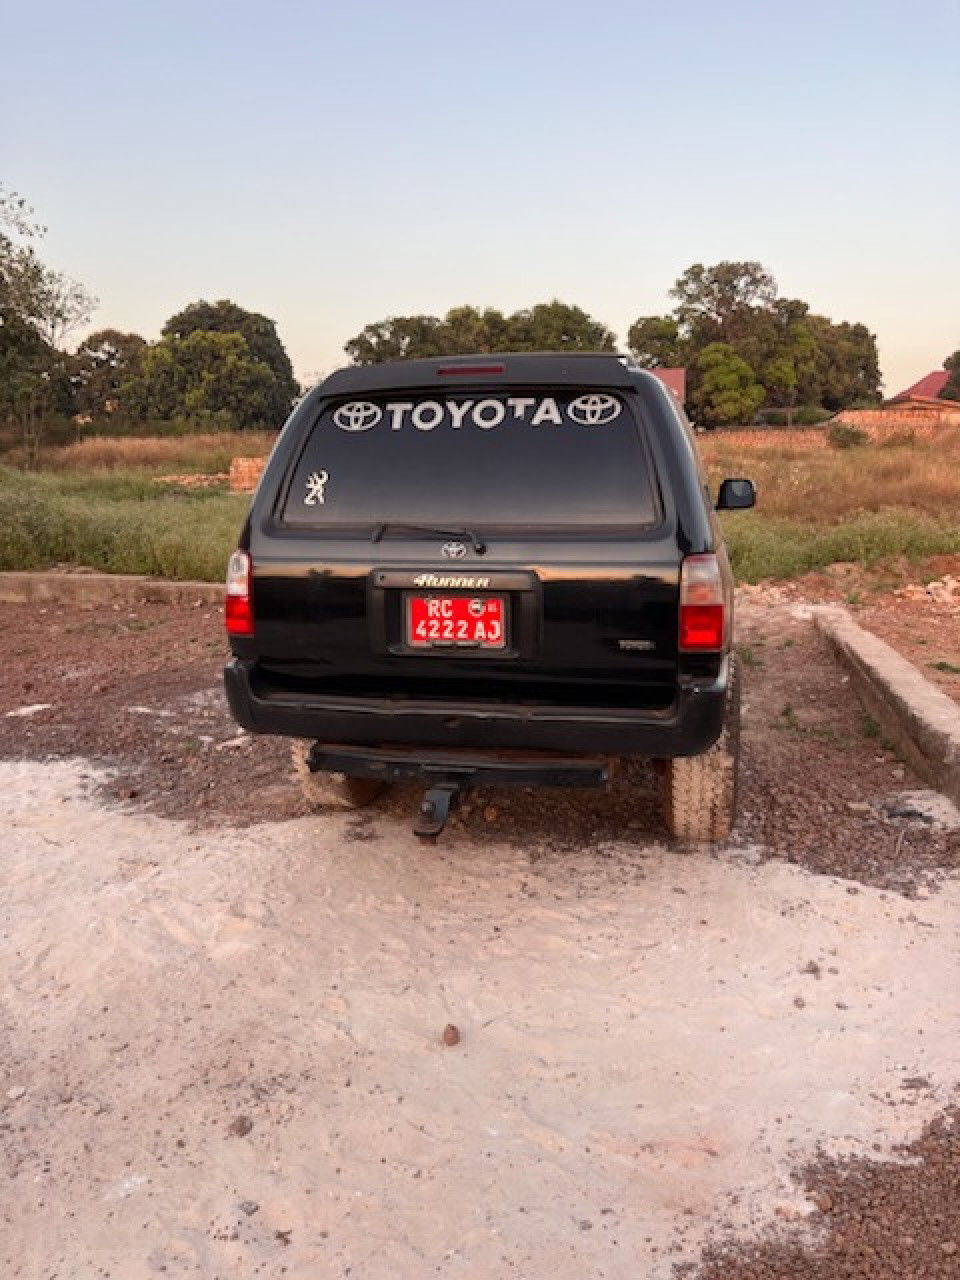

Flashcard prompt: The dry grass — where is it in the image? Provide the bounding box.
[3,426,958,585]
[700,427,960,523]
[43,431,276,475]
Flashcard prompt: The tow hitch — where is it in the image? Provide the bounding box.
[414,783,462,840]
[306,743,613,842]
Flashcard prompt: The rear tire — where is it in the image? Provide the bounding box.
[291,740,386,810]
[660,656,741,843]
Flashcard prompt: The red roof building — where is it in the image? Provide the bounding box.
[889,370,949,402]
[650,367,686,405]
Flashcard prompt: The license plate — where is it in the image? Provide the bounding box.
[407,595,506,649]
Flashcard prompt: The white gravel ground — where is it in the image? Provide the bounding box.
[3,759,959,1279]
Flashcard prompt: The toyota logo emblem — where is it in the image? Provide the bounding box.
[333,401,383,431]
[442,541,468,560]
[568,393,622,426]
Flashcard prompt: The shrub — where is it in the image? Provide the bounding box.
[795,405,832,426]
[877,430,917,448]
[827,424,867,449]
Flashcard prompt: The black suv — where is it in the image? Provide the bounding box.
[224,353,755,840]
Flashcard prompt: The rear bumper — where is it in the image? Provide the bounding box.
[224,658,729,758]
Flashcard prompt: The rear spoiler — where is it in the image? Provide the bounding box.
[318,353,644,397]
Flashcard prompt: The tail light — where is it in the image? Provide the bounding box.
[225,549,254,637]
[679,553,725,651]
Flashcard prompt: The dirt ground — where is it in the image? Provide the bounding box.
[740,554,960,706]
[2,575,960,1279]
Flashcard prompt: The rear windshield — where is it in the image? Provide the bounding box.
[280,390,659,529]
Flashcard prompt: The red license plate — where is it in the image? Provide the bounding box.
[407,595,506,649]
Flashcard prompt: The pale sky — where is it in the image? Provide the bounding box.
[4,0,958,396]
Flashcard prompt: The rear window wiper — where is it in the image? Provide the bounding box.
[371,523,487,555]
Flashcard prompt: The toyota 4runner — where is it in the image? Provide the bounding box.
[224,353,755,840]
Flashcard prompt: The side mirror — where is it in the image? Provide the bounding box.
[716,477,756,511]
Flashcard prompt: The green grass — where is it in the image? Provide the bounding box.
[3,455,960,586]
[0,467,250,581]
[738,644,764,670]
[931,660,960,675]
[720,509,960,584]
[861,712,882,740]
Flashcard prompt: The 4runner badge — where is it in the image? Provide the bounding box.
[414,573,492,589]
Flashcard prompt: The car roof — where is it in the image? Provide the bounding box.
[318,352,642,395]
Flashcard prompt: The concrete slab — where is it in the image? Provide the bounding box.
[0,570,223,609]
[814,604,960,806]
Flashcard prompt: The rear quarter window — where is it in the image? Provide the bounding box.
[280,391,661,530]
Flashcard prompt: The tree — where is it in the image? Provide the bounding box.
[505,300,616,352]
[162,299,298,422]
[0,185,97,462]
[940,350,960,402]
[805,316,881,410]
[761,301,817,425]
[71,328,146,416]
[669,261,777,347]
[30,267,96,348]
[443,304,512,353]
[626,315,685,368]
[345,300,616,364]
[0,311,61,464]
[627,262,880,413]
[344,314,453,364]
[122,330,274,428]
[691,343,764,427]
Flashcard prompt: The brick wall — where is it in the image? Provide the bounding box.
[229,456,268,493]
[707,427,827,451]
[832,405,960,435]
[710,414,960,452]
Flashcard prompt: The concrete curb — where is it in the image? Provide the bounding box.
[0,571,224,609]
[813,605,960,806]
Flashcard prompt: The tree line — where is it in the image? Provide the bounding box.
[344,266,889,427]
[1,186,297,461]
[3,184,959,456]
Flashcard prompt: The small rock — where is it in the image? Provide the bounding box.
[793,996,806,1009]
[942,1242,958,1256]
[442,1023,461,1047]
[238,1200,259,1216]
[801,960,822,979]
[483,805,499,824]
[775,1203,807,1221]
[275,1229,293,1246]
[813,1191,833,1213]
[6,1086,26,1101]
[883,802,932,823]
[227,1115,253,1137]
